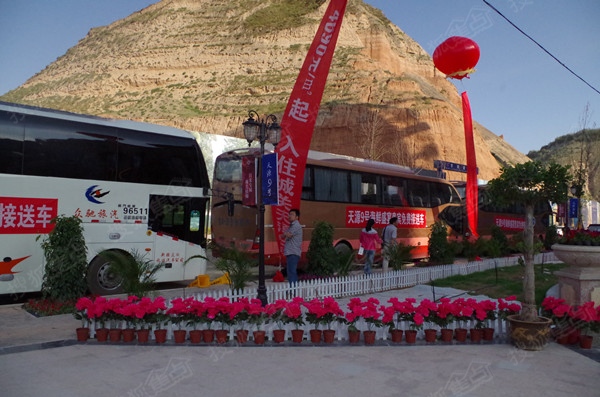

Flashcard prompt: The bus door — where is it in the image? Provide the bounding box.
[148,195,208,247]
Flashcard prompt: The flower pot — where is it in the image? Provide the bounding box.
[173,330,187,344]
[154,329,167,344]
[390,329,403,343]
[310,329,322,343]
[483,327,495,341]
[424,329,437,343]
[76,327,89,342]
[323,329,336,344]
[440,328,453,343]
[253,330,266,345]
[189,330,203,344]
[567,328,581,345]
[137,329,150,343]
[109,328,122,343]
[215,329,229,344]
[95,328,109,342]
[236,329,249,344]
[122,328,136,343]
[469,328,482,343]
[579,335,593,349]
[291,329,304,343]
[348,330,361,344]
[203,329,215,343]
[507,314,552,351]
[272,329,286,343]
[454,328,468,342]
[405,330,417,344]
[363,330,376,345]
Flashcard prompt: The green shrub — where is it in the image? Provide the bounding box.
[37,216,88,302]
[306,221,337,276]
[490,225,510,255]
[428,221,455,264]
[103,249,163,297]
[543,225,559,250]
[384,242,414,270]
[214,246,256,291]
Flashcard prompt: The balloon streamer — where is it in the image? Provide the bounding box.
[462,91,479,238]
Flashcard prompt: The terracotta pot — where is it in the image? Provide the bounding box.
[363,330,376,345]
[122,328,136,343]
[203,329,215,343]
[483,327,495,341]
[405,330,417,344]
[137,329,150,343]
[236,329,249,344]
[567,328,581,345]
[272,329,286,343]
[310,329,322,343]
[154,329,167,344]
[253,330,266,345]
[424,329,437,343]
[454,328,468,342]
[440,328,453,343]
[390,329,403,343]
[469,328,482,343]
[507,315,552,351]
[215,329,229,344]
[109,328,122,343]
[95,328,109,342]
[189,330,203,344]
[579,335,593,349]
[76,327,89,342]
[173,329,187,344]
[323,329,336,344]
[348,330,361,344]
[291,329,304,343]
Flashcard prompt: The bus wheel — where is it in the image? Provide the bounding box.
[334,242,352,256]
[87,252,125,296]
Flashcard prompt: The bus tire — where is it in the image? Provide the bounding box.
[87,251,125,296]
[334,242,352,256]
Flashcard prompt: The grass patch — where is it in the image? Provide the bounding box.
[429,262,567,304]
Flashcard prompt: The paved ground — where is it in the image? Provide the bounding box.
[1,281,599,397]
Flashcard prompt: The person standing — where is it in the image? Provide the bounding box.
[282,208,302,284]
[359,218,382,275]
[381,217,398,272]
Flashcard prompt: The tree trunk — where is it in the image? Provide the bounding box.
[521,204,538,322]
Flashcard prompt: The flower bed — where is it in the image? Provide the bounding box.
[74,295,521,344]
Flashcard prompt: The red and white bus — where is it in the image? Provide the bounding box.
[0,101,211,295]
[211,148,463,266]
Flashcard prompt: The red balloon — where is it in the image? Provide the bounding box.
[433,36,480,80]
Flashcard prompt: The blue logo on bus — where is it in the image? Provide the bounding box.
[85,185,110,204]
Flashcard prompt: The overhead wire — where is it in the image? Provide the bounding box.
[482,0,600,96]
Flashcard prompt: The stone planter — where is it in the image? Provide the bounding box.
[552,244,600,306]
[552,244,600,268]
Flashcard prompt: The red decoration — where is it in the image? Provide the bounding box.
[272,270,285,282]
[433,36,480,80]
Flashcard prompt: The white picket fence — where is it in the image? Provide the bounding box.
[91,251,559,342]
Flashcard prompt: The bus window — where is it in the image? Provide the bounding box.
[301,167,315,200]
[215,156,243,183]
[190,210,200,232]
[314,167,349,202]
[360,173,378,204]
[406,179,430,207]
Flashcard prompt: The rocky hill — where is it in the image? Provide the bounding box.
[0,0,530,181]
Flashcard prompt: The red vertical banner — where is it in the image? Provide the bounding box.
[462,91,479,238]
[274,0,348,254]
[242,156,256,206]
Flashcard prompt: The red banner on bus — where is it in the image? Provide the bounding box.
[494,216,526,231]
[0,197,58,234]
[346,206,426,229]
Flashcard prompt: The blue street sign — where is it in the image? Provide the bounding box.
[262,153,278,205]
[569,198,578,218]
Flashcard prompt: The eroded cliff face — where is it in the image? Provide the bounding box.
[1,0,529,180]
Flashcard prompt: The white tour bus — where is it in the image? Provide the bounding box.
[0,101,210,295]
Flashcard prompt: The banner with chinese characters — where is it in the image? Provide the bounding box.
[346,206,426,229]
[494,216,526,231]
[273,0,348,253]
[0,197,58,234]
[242,156,256,206]
[262,153,278,205]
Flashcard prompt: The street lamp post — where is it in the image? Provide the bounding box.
[242,110,281,305]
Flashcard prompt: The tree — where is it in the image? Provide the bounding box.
[487,161,571,321]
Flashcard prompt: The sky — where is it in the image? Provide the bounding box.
[0,0,599,155]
